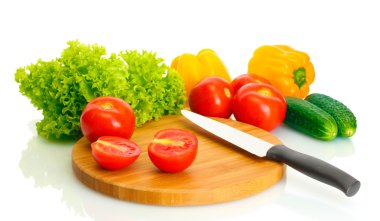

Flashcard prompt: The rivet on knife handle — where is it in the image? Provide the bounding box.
[266,145,360,197]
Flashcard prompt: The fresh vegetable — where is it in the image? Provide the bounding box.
[197,49,231,81]
[231,74,271,93]
[148,129,198,173]
[305,93,357,137]
[232,83,286,131]
[80,96,135,143]
[91,136,141,170]
[189,76,234,118]
[284,97,338,141]
[171,49,231,96]
[15,40,186,140]
[248,45,315,98]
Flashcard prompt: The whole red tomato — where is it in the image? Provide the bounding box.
[189,76,234,118]
[232,83,286,131]
[148,129,198,173]
[231,74,271,93]
[91,136,141,170]
[80,96,135,143]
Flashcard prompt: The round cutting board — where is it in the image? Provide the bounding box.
[72,115,285,206]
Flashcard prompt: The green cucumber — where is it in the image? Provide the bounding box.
[285,97,338,141]
[305,93,357,137]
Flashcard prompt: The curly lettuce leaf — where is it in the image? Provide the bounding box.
[15,40,185,140]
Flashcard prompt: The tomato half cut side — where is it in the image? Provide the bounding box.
[91,136,141,170]
[148,129,198,173]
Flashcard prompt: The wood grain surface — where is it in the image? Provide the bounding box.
[72,115,285,206]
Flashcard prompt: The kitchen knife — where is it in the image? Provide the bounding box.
[181,110,360,197]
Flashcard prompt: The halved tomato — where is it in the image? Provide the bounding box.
[148,129,198,173]
[91,136,141,170]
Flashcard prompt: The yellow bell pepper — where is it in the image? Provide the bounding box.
[171,49,231,96]
[248,45,315,98]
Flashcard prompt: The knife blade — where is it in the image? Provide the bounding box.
[181,110,360,197]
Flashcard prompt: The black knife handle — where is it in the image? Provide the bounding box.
[266,144,360,197]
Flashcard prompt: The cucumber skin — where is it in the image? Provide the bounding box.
[285,97,338,141]
[305,93,357,137]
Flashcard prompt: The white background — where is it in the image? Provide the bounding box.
[1,0,379,220]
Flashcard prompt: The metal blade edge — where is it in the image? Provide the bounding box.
[181,110,273,157]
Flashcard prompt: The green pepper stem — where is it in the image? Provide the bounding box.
[294,68,306,88]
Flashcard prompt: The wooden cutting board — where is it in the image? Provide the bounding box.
[72,115,285,206]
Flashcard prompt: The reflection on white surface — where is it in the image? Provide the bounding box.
[273,124,355,160]
[18,123,360,221]
[277,190,358,221]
